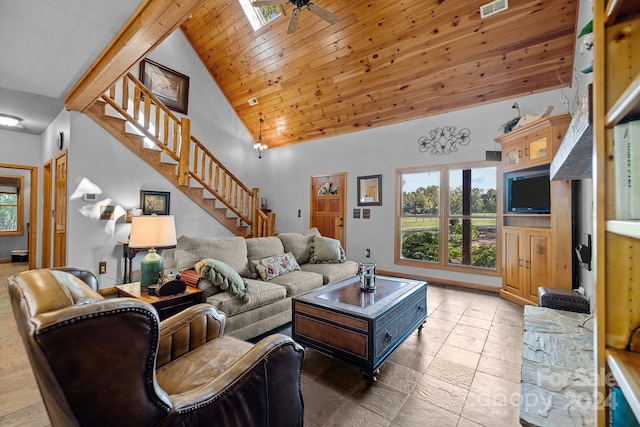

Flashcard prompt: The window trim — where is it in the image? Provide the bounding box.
[0,174,24,236]
[394,161,501,277]
[238,0,283,31]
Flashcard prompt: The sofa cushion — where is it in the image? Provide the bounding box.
[196,278,224,298]
[269,270,324,297]
[309,235,346,264]
[245,237,285,279]
[156,336,253,395]
[252,252,301,281]
[206,279,286,316]
[300,260,359,285]
[174,236,250,277]
[277,233,313,264]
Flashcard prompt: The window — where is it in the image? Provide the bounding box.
[397,163,498,273]
[239,0,282,31]
[0,175,24,235]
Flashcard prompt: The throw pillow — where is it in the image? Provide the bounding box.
[277,232,313,264]
[252,252,301,281]
[309,235,346,264]
[195,258,251,304]
[179,268,201,287]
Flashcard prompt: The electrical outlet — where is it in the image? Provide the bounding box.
[98,261,107,275]
[365,249,370,258]
[297,209,301,218]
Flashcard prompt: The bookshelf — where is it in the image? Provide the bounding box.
[594,0,640,424]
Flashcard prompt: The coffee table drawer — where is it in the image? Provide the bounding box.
[375,291,426,358]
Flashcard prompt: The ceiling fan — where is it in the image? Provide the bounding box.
[251,0,338,34]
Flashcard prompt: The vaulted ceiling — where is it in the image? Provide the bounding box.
[181,0,578,149]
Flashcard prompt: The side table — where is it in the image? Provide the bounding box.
[116,282,204,320]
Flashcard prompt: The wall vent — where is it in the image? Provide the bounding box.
[480,0,508,18]
[248,97,259,106]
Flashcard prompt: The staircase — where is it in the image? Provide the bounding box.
[84,72,275,237]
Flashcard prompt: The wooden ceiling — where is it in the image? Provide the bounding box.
[181,0,578,148]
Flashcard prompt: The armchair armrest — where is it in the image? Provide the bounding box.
[156,303,226,367]
[168,333,305,427]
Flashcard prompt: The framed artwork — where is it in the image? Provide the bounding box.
[357,175,382,206]
[139,59,190,114]
[140,190,170,215]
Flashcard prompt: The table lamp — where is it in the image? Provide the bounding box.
[128,215,177,290]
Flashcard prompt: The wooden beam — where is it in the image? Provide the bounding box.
[64,0,205,112]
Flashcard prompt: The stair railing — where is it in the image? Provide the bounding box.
[100,72,275,237]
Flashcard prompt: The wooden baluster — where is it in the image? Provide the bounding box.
[208,160,213,187]
[214,165,220,194]
[177,119,191,186]
[122,75,129,111]
[143,96,151,130]
[163,115,169,147]
[133,87,140,121]
[155,106,160,139]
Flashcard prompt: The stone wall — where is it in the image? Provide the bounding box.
[520,306,594,426]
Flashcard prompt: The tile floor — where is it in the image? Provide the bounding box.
[1,265,524,426]
[300,283,524,427]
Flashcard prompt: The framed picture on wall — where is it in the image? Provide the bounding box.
[357,175,382,206]
[139,59,190,114]
[140,190,170,215]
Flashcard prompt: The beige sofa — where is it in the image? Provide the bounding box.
[163,230,358,340]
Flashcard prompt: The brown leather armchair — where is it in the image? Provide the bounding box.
[8,269,304,427]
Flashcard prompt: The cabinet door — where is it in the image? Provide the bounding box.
[503,228,523,296]
[502,141,525,171]
[524,230,551,303]
[523,130,552,168]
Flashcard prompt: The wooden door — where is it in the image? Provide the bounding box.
[53,151,67,267]
[502,227,523,296]
[525,229,551,303]
[310,173,346,249]
[41,160,52,268]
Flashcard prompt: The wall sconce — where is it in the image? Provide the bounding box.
[253,118,268,159]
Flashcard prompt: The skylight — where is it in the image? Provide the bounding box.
[239,0,282,31]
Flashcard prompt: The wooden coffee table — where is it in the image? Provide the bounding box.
[292,275,427,382]
[116,282,204,320]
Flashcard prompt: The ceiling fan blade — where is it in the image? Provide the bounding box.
[251,0,289,6]
[307,3,338,25]
[287,7,301,34]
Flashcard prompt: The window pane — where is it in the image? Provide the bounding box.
[0,193,17,204]
[449,167,497,215]
[400,171,440,262]
[0,206,17,232]
[448,218,497,268]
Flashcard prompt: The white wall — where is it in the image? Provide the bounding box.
[0,129,40,260]
[251,90,569,288]
[65,112,232,288]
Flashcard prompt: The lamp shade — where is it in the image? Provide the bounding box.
[129,215,177,288]
[129,215,177,248]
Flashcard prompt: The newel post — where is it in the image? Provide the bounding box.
[178,118,191,186]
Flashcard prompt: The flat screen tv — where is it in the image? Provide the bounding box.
[507,172,551,214]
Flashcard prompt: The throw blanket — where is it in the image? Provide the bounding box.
[195,258,251,304]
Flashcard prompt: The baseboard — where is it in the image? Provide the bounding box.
[377,269,500,293]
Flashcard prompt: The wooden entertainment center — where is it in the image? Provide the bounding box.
[495,114,573,306]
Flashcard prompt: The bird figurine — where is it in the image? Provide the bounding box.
[501,102,521,133]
